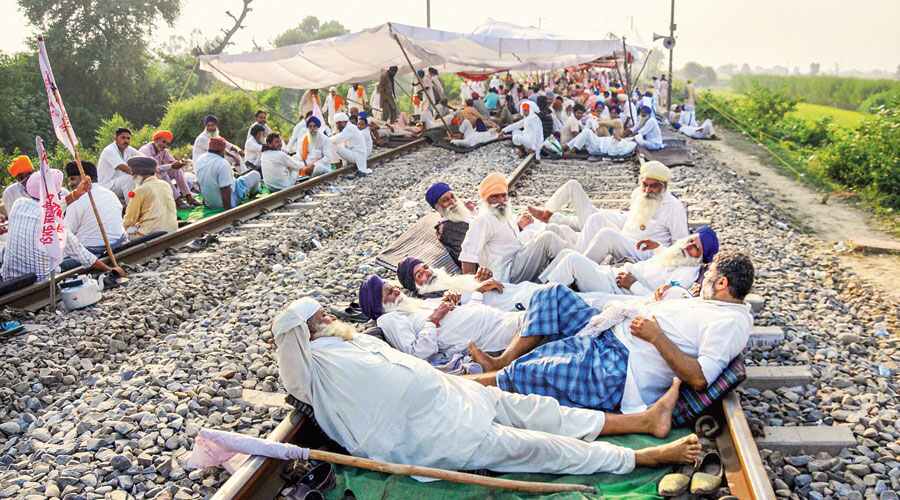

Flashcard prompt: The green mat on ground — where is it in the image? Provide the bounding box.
[175,185,275,222]
[325,428,690,500]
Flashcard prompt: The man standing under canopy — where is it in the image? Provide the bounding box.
[299,89,323,118]
[274,297,701,477]
[377,66,399,124]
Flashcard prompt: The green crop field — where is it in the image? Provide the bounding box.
[790,102,867,128]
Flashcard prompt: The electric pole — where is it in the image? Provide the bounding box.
[427,0,431,28]
[666,0,675,115]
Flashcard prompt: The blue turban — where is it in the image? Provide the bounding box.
[475,118,488,132]
[359,111,368,120]
[358,275,385,320]
[425,182,451,209]
[397,257,423,292]
[639,105,652,115]
[204,114,218,125]
[696,226,719,263]
[673,122,682,130]
[306,116,321,128]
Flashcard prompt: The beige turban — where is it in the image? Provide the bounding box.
[640,161,671,183]
[478,172,508,201]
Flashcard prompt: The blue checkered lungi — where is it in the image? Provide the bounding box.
[497,285,630,411]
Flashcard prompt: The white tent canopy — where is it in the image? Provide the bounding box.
[198,22,643,91]
[470,18,566,39]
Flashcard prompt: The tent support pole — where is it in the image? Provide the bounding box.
[392,34,454,140]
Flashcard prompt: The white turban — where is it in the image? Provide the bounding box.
[273,297,322,405]
[334,112,349,123]
[640,160,671,183]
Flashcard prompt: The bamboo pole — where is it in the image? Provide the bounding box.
[392,32,454,140]
[307,449,596,494]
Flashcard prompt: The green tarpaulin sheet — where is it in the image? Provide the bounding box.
[175,186,275,222]
[325,428,690,500]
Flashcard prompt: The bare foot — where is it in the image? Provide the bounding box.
[527,206,553,223]
[634,434,701,467]
[468,342,504,372]
[644,377,682,438]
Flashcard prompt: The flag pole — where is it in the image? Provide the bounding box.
[37,161,57,311]
[38,35,119,269]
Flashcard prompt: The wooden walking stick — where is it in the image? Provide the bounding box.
[307,449,597,494]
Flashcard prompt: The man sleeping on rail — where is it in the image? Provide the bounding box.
[466,251,755,415]
[274,297,701,477]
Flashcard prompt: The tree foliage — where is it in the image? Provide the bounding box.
[273,16,349,48]
[16,0,183,146]
[680,62,717,87]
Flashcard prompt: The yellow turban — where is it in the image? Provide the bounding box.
[7,155,34,177]
[478,172,508,201]
[640,160,671,183]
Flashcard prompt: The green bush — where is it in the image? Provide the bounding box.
[93,114,134,153]
[159,90,258,149]
[731,74,900,111]
[820,107,900,210]
[858,88,900,114]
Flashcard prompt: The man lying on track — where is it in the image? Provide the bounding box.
[357,274,523,363]
[274,297,701,476]
[539,226,718,306]
[468,251,754,414]
[527,161,689,263]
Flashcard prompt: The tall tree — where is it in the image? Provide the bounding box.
[17,0,183,146]
[273,16,349,48]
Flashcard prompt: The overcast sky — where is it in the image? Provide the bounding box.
[2,0,898,73]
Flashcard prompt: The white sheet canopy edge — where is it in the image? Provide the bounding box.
[198,22,645,91]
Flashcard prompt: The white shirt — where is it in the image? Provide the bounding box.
[97,143,140,186]
[622,259,700,296]
[192,130,238,164]
[460,281,550,312]
[359,126,373,155]
[64,185,125,248]
[300,131,330,164]
[2,183,27,217]
[561,115,582,145]
[286,122,307,154]
[622,191,689,246]
[459,212,523,281]
[635,116,663,147]
[260,149,302,191]
[331,123,367,154]
[246,122,272,142]
[604,298,752,413]
[376,298,524,360]
[243,136,263,167]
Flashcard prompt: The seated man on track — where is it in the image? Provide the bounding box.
[459,173,571,284]
[357,274,522,363]
[625,106,664,151]
[274,296,701,477]
[540,227,719,307]
[528,161,688,264]
[468,251,754,414]
[425,182,476,267]
[675,119,716,140]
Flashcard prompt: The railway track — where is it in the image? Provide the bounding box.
[0,138,427,311]
[212,152,778,500]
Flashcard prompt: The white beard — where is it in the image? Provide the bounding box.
[383,294,431,315]
[647,237,702,269]
[623,187,664,234]
[316,320,356,341]
[417,268,481,295]
[479,199,516,227]
[437,200,473,223]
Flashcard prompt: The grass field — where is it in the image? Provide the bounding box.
[710,88,868,128]
[789,102,867,128]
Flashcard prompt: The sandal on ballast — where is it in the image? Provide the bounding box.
[689,451,724,495]
[694,415,722,439]
[657,464,693,497]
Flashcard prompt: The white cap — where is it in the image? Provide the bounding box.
[334,112,349,123]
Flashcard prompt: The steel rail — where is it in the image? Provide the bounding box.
[0,139,427,311]
[214,151,776,500]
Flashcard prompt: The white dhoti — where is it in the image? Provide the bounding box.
[335,146,368,173]
[104,175,135,202]
[540,249,624,294]
[451,120,498,147]
[680,119,715,139]
[501,231,572,284]
[567,129,636,157]
[579,211,654,263]
[545,179,600,231]
[468,386,634,475]
[512,130,541,156]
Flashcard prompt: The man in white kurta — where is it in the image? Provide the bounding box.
[566,127,636,157]
[628,106,664,150]
[451,116,498,148]
[459,173,571,284]
[96,128,141,201]
[192,116,242,166]
[470,251,755,414]
[677,119,716,139]
[358,275,523,361]
[260,133,302,191]
[330,113,372,175]
[274,297,701,475]
[501,100,544,159]
[245,111,272,142]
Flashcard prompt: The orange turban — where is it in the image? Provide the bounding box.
[7,155,34,177]
[153,130,174,143]
[521,102,530,112]
[478,172,508,201]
